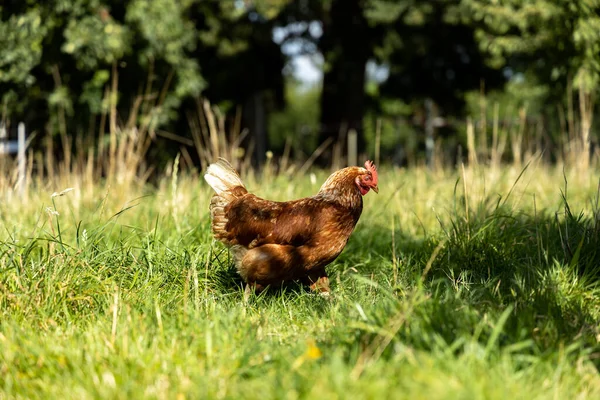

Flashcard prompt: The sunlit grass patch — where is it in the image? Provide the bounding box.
[1,164,600,398]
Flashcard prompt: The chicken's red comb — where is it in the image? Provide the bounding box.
[364,160,378,185]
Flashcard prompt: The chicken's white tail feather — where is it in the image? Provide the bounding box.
[204,158,245,194]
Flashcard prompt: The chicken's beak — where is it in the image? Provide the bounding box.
[372,185,379,194]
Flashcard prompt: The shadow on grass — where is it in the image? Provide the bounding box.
[336,188,600,368]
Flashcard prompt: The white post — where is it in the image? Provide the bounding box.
[348,129,357,167]
[18,122,26,196]
[0,123,6,155]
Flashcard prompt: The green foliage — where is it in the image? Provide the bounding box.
[365,0,407,25]
[2,0,599,166]
[124,0,206,126]
[81,70,111,114]
[63,13,131,69]
[2,1,291,137]
[465,78,549,120]
[365,0,506,119]
[0,9,46,113]
[0,1,212,135]
[268,81,320,157]
[252,0,293,20]
[364,100,421,164]
[0,0,291,165]
[463,0,600,92]
[0,10,45,85]
[127,0,195,64]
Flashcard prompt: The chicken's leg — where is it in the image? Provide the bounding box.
[305,270,330,295]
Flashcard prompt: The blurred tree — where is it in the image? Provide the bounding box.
[0,6,47,126]
[370,0,505,166]
[4,0,595,168]
[372,1,504,114]
[317,0,378,162]
[461,0,600,165]
[0,0,204,151]
[268,81,320,161]
[273,0,379,164]
[0,0,285,167]
[462,0,600,98]
[188,1,285,167]
[275,0,505,165]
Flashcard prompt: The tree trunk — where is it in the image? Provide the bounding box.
[318,0,370,166]
[244,91,267,169]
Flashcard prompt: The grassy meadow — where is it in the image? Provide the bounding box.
[1,158,600,399]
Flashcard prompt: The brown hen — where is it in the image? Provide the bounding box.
[204,158,378,295]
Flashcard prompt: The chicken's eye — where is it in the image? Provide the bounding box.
[363,175,371,182]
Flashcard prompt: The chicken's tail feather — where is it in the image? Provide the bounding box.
[204,158,246,244]
[204,158,245,194]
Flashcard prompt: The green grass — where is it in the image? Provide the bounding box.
[1,164,600,399]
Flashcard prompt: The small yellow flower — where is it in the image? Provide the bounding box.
[305,339,322,360]
[292,339,322,369]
